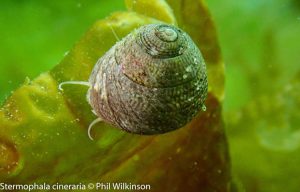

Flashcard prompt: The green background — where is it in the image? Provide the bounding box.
[1,0,300,191]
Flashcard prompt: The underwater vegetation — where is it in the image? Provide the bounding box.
[1,0,299,191]
[0,0,230,191]
[207,0,300,191]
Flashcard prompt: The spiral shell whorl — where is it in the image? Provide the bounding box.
[88,24,208,134]
[139,24,182,58]
[115,24,204,88]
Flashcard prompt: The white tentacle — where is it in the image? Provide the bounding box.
[58,81,90,91]
[88,118,102,141]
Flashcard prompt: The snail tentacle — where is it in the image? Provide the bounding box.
[87,117,102,141]
[58,81,90,91]
[108,23,120,41]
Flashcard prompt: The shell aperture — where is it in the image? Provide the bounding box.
[88,24,208,135]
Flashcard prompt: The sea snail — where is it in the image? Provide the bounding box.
[59,24,208,140]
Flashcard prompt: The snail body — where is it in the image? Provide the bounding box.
[87,24,207,134]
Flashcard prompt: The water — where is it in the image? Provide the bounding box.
[1,1,300,191]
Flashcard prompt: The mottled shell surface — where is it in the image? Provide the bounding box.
[88,24,208,134]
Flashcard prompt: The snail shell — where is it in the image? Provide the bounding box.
[88,24,208,134]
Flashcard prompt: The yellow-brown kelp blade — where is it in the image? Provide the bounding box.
[0,0,230,191]
[125,0,177,25]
